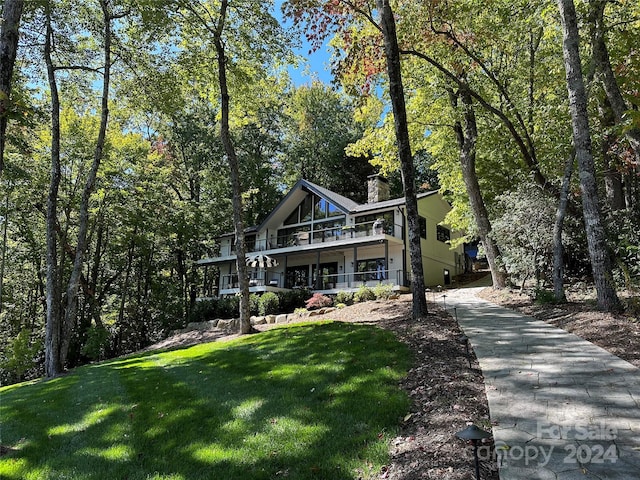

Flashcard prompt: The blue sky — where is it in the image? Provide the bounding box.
[273,1,334,85]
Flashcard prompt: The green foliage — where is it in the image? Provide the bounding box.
[187,296,241,323]
[608,210,640,288]
[249,293,260,316]
[80,326,111,361]
[258,292,280,316]
[534,288,557,305]
[372,283,395,300]
[335,290,354,305]
[277,289,312,313]
[1,329,42,382]
[304,293,333,310]
[354,285,376,303]
[0,323,410,480]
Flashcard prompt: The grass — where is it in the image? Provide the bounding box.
[0,322,410,480]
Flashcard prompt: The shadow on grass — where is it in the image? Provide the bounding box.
[0,322,410,480]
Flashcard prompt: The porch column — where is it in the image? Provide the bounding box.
[352,246,358,288]
[384,240,389,281]
[315,251,322,289]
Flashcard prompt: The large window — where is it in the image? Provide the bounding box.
[354,211,394,236]
[279,194,345,245]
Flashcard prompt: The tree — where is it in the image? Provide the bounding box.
[212,0,251,333]
[175,0,292,333]
[376,0,427,318]
[556,0,622,312]
[281,82,374,200]
[450,86,507,288]
[0,0,24,173]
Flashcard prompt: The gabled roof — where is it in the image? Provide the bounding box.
[350,190,439,213]
[256,179,359,230]
[222,180,441,236]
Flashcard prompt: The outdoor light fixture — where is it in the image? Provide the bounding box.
[457,334,472,368]
[455,424,492,480]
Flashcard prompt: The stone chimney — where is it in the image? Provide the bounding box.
[367,174,390,203]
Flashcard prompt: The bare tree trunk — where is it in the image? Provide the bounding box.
[557,0,622,312]
[44,10,64,377]
[0,0,24,173]
[0,193,8,313]
[450,87,508,289]
[213,0,251,333]
[61,0,113,362]
[589,0,640,161]
[553,151,575,302]
[376,0,428,318]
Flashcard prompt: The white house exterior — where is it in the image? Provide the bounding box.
[197,176,464,297]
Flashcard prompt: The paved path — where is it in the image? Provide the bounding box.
[444,285,640,480]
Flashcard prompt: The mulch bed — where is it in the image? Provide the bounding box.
[372,301,498,480]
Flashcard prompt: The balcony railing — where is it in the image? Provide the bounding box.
[219,220,403,257]
[218,269,407,293]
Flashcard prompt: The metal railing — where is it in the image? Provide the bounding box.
[219,220,403,256]
[218,269,406,292]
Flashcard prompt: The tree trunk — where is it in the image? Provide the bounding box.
[0,0,24,173]
[557,0,622,312]
[61,0,112,363]
[213,0,251,333]
[553,151,575,302]
[589,0,640,162]
[44,11,64,377]
[376,0,428,319]
[451,87,508,289]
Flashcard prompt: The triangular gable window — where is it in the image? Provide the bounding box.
[284,194,340,225]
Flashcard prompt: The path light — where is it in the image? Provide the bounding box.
[457,334,472,368]
[455,424,492,480]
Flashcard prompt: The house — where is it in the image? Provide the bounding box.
[196,175,464,297]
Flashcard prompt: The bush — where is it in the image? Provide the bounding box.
[335,291,354,305]
[534,288,556,305]
[278,289,312,313]
[1,329,42,381]
[81,325,111,361]
[305,293,333,310]
[259,292,280,316]
[372,283,395,300]
[249,294,260,316]
[354,285,375,303]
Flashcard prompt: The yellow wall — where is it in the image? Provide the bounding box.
[406,194,464,287]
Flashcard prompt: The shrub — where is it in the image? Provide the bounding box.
[1,329,43,380]
[335,290,354,305]
[534,288,556,305]
[305,293,333,310]
[372,283,395,300]
[354,285,375,303]
[81,325,111,361]
[278,289,312,313]
[335,303,347,309]
[259,292,280,316]
[249,294,260,316]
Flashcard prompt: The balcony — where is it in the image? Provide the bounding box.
[218,220,403,258]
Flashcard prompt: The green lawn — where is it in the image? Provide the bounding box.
[0,322,411,480]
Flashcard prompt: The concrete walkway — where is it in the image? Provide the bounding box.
[444,284,640,480]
